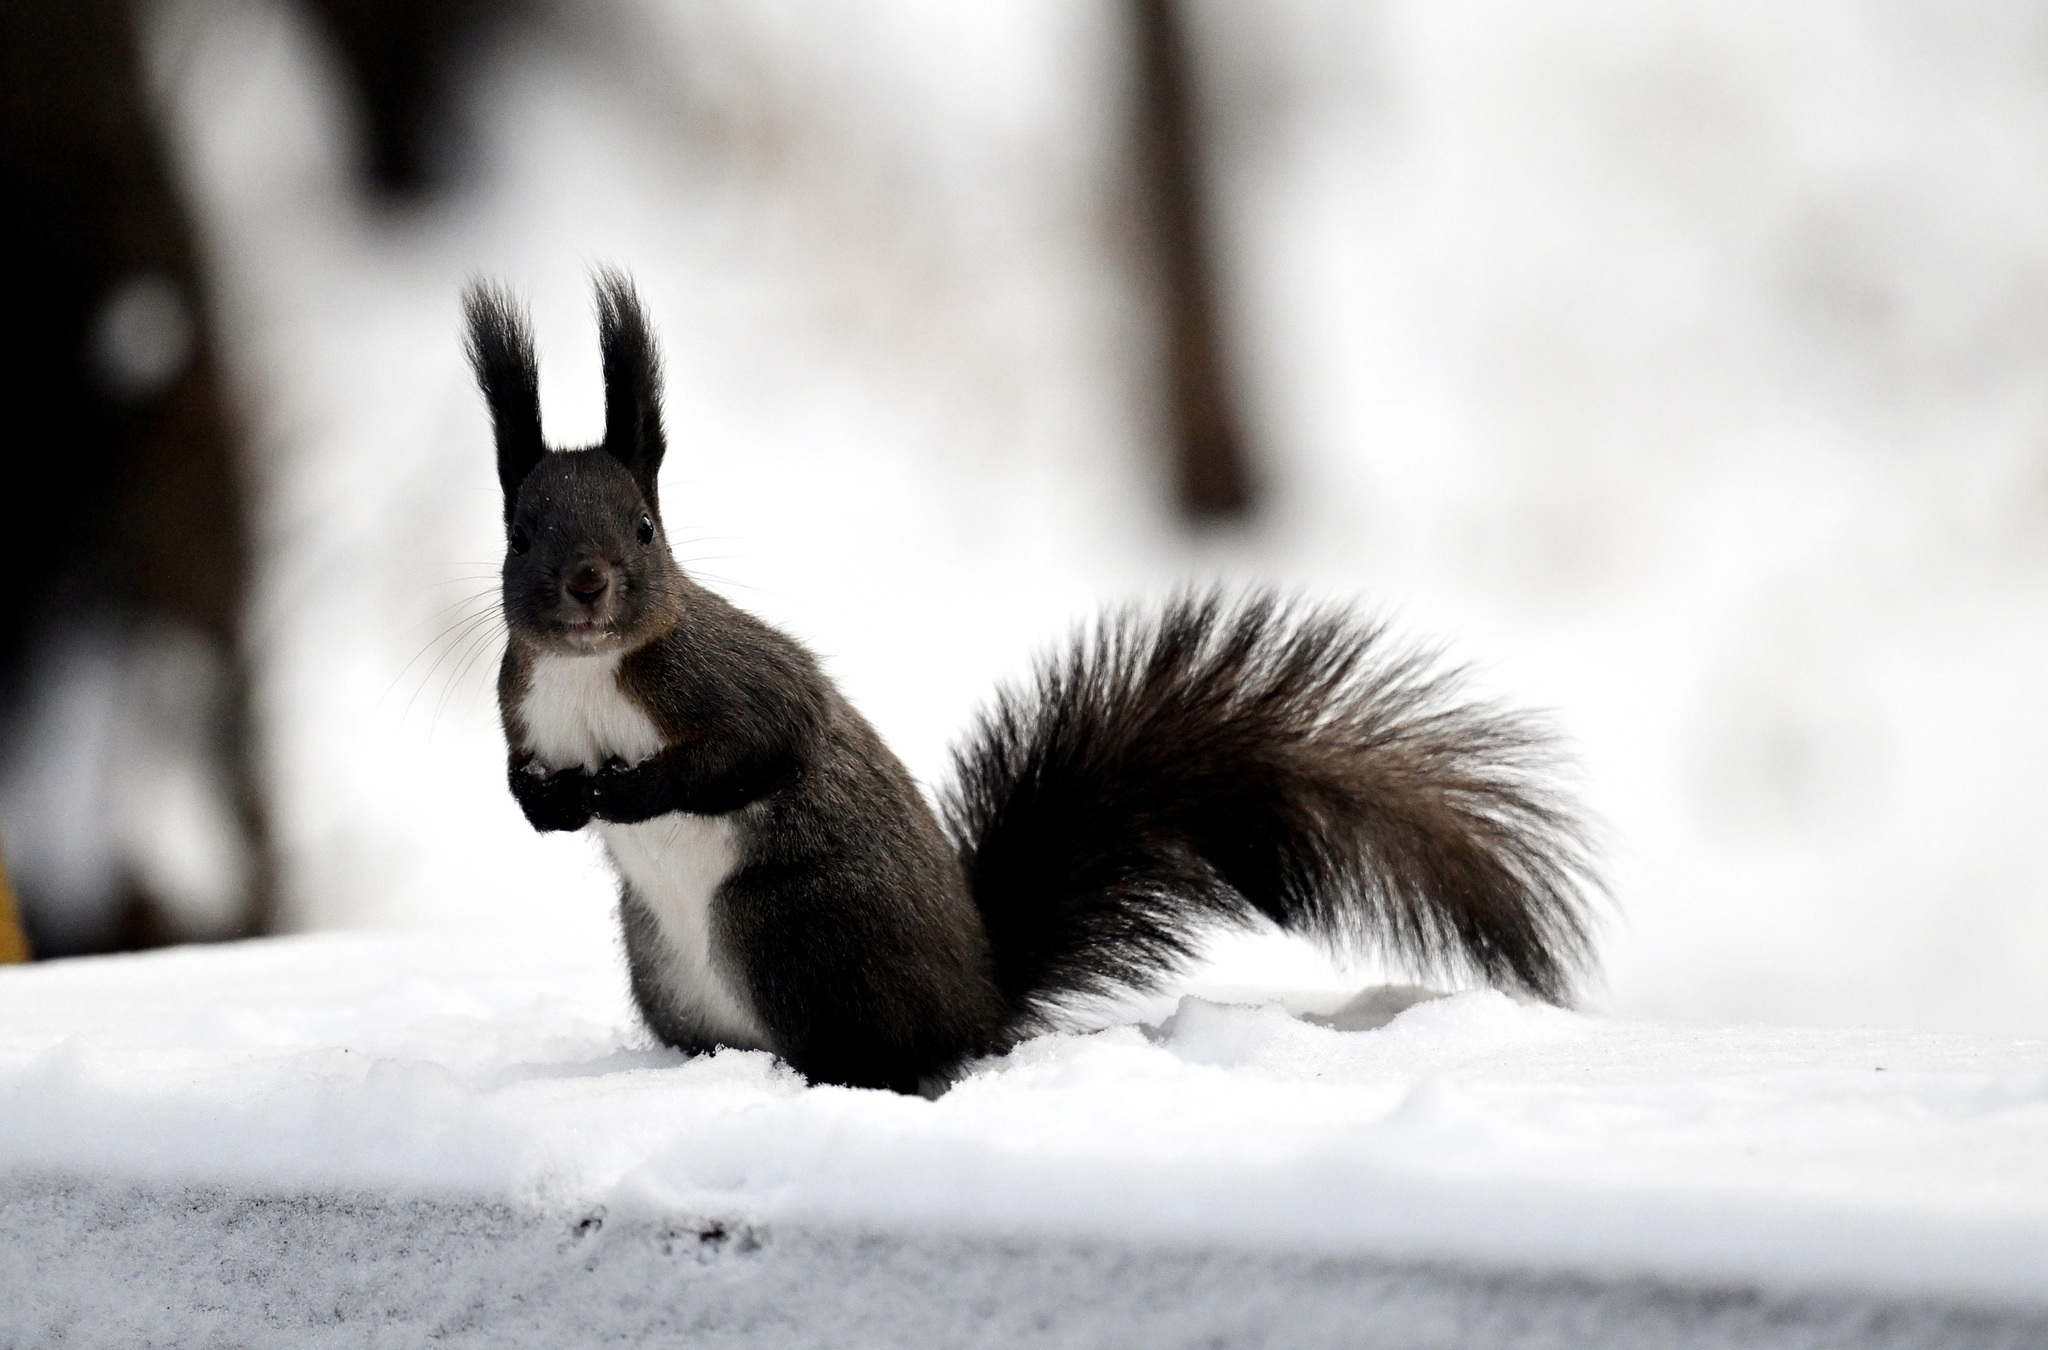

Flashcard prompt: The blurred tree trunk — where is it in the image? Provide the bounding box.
[1130,0,1256,521]
[299,0,522,200]
[0,0,272,955]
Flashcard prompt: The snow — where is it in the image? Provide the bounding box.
[2,932,2044,1319]
[18,1189,2033,1350]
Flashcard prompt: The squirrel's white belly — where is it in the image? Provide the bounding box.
[599,812,770,1049]
[521,652,770,1051]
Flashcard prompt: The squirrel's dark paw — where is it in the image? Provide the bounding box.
[510,762,592,832]
[586,761,670,824]
[583,766,631,823]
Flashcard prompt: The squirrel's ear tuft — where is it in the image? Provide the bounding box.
[594,269,666,515]
[465,280,546,523]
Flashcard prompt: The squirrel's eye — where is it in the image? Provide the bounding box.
[636,515,654,546]
[509,527,531,556]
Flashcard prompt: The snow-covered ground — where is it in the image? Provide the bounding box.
[2,932,2044,1345]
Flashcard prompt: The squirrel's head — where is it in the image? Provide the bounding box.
[466,272,686,656]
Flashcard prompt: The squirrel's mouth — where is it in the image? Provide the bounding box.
[557,617,621,651]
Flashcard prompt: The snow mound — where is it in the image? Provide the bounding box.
[2,929,2045,1320]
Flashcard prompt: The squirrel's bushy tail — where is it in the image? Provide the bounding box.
[940,590,1599,1034]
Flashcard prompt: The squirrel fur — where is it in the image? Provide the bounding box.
[468,273,1599,1094]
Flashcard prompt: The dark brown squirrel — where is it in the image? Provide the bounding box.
[470,272,1599,1094]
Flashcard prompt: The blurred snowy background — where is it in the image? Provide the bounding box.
[9,0,2048,1038]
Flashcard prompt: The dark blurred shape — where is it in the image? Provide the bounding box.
[1130,0,1257,521]
[0,0,272,955]
[299,0,519,200]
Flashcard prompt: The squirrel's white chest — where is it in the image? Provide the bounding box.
[518,651,664,773]
[518,652,769,1051]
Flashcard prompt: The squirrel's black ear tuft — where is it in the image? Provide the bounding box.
[594,269,666,515]
[465,280,546,523]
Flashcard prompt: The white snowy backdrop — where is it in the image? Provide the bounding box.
[150,0,2048,1037]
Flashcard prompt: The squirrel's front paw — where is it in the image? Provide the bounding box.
[583,765,630,822]
[510,761,592,832]
[585,761,668,824]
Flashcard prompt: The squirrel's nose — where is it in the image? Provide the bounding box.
[566,562,611,603]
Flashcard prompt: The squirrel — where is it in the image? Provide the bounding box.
[467,272,1599,1094]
